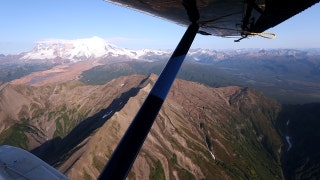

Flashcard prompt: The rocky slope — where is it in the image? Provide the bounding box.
[0,75,283,179]
[0,75,149,149]
[62,75,284,180]
[0,74,284,179]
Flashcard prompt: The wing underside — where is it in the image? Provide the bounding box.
[106,0,319,38]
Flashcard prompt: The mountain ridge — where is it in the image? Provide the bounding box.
[0,74,284,179]
[1,74,320,179]
[47,75,284,179]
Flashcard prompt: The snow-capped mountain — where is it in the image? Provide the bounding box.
[20,36,170,62]
[19,36,231,63]
[188,49,230,62]
[19,36,320,64]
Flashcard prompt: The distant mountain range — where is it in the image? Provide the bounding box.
[1,36,320,104]
[3,36,320,64]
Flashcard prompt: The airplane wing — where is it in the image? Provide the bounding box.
[106,0,319,39]
[0,145,69,180]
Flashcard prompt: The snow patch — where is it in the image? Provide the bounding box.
[102,110,113,119]
[210,151,216,160]
[285,136,292,151]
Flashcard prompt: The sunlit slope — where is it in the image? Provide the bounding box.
[39,74,282,179]
[0,75,149,150]
[0,74,285,179]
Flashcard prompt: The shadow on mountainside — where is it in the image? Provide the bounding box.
[276,103,320,180]
[31,76,150,167]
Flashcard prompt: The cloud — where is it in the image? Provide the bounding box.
[34,36,159,50]
[36,38,72,44]
[36,36,109,44]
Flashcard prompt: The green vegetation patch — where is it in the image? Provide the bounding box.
[0,123,35,150]
[150,160,165,180]
[92,156,105,172]
[52,104,81,138]
[171,153,178,164]
[83,169,93,180]
[177,168,196,180]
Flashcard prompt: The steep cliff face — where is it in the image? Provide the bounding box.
[0,74,283,179]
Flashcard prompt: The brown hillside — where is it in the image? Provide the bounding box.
[56,75,283,179]
[0,74,283,179]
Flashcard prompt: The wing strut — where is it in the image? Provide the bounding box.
[98,23,199,180]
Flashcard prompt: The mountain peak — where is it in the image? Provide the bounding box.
[70,36,112,50]
[20,36,123,61]
[20,36,171,62]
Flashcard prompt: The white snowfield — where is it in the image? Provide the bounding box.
[20,36,170,62]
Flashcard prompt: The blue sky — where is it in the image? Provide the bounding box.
[1,0,319,54]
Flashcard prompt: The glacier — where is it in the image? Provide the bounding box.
[20,36,170,62]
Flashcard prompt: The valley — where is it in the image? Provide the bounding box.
[10,61,101,86]
[79,59,320,104]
